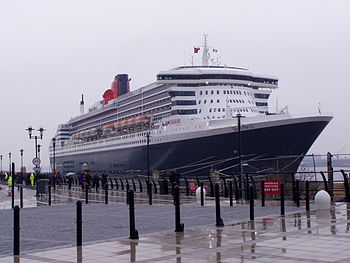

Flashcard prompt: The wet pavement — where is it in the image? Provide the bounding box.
[1,184,350,262]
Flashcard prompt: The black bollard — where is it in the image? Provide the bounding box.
[128,190,139,239]
[232,175,239,200]
[280,183,285,216]
[120,178,124,190]
[250,185,254,220]
[223,178,228,198]
[76,201,82,246]
[20,186,23,209]
[341,170,350,202]
[95,180,99,193]
[306,180,310,212]
[13,205,20,256]
[184,178,189,196]
[126,183,130,205]
[152,179,157,194]
[85,186,89,204]
[109,178,114,189]
[138,178,143,192]
[68,177,72,190]
[132,179,136,192]
[174,185,184,232]
[320,171,329,193]
[295,180,300,207]
[114,178,119,190]
[200,182,204,206]
[48,184,51,206]
[148,183,152,205]
[261,180,265,207]
[208,177,214,197]
[12,163,15,209]
[229,180,233,207]
[105,184,108,205]
[215,184,224,227]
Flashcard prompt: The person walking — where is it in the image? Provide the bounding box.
[30,173,35,187]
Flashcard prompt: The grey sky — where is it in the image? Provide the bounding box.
[1,0,349,172]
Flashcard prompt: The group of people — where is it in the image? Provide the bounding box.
[77,172,108,191]
[0,172,36,192]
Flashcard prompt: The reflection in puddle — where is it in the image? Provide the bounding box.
[76,246,82,263]
[176,232,184,263]
[216,228,222,263]
[130,240,138,262]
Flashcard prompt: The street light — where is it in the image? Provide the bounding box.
[52,137,56,174]
[37,144,41,159]
[146,132,150,183]
[26,126,45,175]
[0,155,2,172]
[8,152,11,173]
[233,113,245,198]
[20,149,24,174]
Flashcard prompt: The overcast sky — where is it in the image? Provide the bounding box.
[1,0,349,172]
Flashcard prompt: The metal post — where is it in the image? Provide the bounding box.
[184,178,189,196]
[148,182,152,205]
[215,183,224,227]
[138,178,143,192]
[327,152,334,201]
[85,186,88,204]
[200,182,204,206]
[174,185,184,232]
[48,184,51,206]
[229,180,233,206]
[280,183,285,216]
[12,162,15,209]
[109,178,114,189]
[341,170,350,202]
[13,205,20,256]
[132,179,136,192]
[20,186,23,208]
[105,184,108,205]
[250,185,254,220]
[208,177,214,197]
[76,201,82,246]
[306,180,310,212]
[223,178,228,198]
[126,183,130,205]
[261,180,265,207]
[128,190,139,239]
[295,179,300,207]
[120,178,124,190]
[146,132,150,183]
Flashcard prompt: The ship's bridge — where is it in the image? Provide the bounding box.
[156,66,278,89]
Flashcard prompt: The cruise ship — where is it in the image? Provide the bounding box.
[50,37,332,176]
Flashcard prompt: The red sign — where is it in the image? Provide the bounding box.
[262,180,281,194]
[189,182,196,192]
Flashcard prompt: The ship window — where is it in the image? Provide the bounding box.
[218,108,221,112]
[205,91,208,95]
[223,91,226,94]
[198,100,201,104]
[217,99,220,103]
[217,90,219,94]
[211,90,214,94]
[200,91,203,95]
[244,91,246,95]
[209,108,212,112]
[222,108,225,112]
[199,109,201,113]
[231,90,233,94]
[214,108,216,112]
[210,100,213,103]
[204,100,207,104]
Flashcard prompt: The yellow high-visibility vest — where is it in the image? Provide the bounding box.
[5,173,8,180]
[8,176,12,187]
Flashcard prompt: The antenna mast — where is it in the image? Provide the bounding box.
[202,34,210,66]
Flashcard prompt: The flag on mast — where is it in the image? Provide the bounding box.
[194,47,200,53]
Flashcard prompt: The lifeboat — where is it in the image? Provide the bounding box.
[135,116,151,125]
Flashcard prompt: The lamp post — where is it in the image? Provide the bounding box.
[8,152,11,173]
[146,132,150,183]
[52,137,56,190]
[20,149,23,174]
[0,155,2,172]
[26,126,45,175]
[37,144,41,159]
[52,137,56,174]
[234,113,245,198]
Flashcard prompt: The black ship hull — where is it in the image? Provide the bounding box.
[52,118,330,176]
